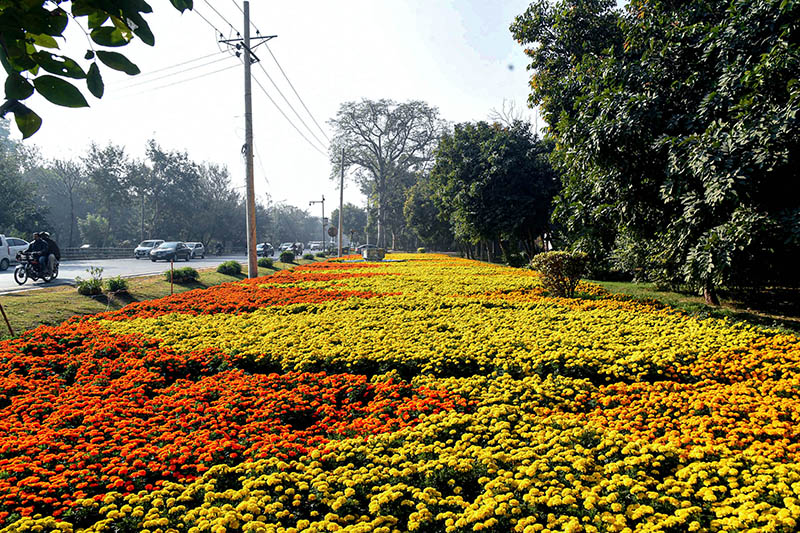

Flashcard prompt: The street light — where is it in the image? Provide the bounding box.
[309,195,325,253]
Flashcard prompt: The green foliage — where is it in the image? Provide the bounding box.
[315,252,326,258]
[530,251,588,298]
[512,0,800,298]
[166,266,199,283]
[0,121,49,235]
[0,0,193,138]
[77,213,108,247]
[258,257,273,268]
[279,250,295,264]
[104,275,128,293]
[429,120,558,257]
[417,247,426,254]
[216,261,241,276]
[328,99,444,248]
[75,266,103,296]
[302,253,315,260]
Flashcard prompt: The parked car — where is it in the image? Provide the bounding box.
[308,241,323,251]
[279,242,294,252]
[150,241,192,262]
[0,235,29,271]
[186,242,205,259]
[256,242,274,257]
[134,239,165,259]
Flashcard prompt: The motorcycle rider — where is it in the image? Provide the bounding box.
[24,232,49,274]
[40,232,60,275]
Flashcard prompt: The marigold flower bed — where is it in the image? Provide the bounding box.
[1,254,799,532]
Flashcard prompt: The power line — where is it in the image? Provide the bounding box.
[254,61,328,150]
[263,44,331,143]
[201,0,239,36]
[109,51,226,85]
[251,75,327,157]
[230,0,331,143]
[114,55,233,90]
[192,6,225,37]
[115,62,240,98]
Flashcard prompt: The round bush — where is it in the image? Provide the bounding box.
[315,252,326,258]
[302,253,315,260]
[279,250,295,263]
[258,257,273,268]
[166,267,199,283]
[104,276,129,293]
[530,251,589,297]
[216,260,242,275]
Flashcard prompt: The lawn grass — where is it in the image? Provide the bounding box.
[591,279,800,334]
[0,257,323,339]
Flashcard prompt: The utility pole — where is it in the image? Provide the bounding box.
[309,195,325,252]
[219,2,276,278]
[338,148,344,257]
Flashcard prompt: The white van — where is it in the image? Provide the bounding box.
[0,234,29,271]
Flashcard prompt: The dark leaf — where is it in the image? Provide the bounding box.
[32,75,89,108]
[90,26,129,47]
[32,51,86,79]
[85,50,95,60]
[96,51,140,75]
[0,101,43,139]
[4,73,34,100]
[86,63,104,98]
[170,0,193,12]
[87,11,109,29]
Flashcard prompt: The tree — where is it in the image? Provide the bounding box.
[0,119,48,235]
[50,159,85,247]
[77,213,109,247]
[83,142,132,244]
[429,120,558,260]
[512,0,800,303]
[0,0,193,138]
[328,99,445,248]
[404,176,454,249]
[330,203,368,245]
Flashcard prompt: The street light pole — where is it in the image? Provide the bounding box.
[309,195,325,252]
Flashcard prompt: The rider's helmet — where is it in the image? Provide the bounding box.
[40,232,50,238]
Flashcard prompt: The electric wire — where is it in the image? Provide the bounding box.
[192,6,225,37]
[251,75,327,157]
[201,0,239,35]
[114,55,233,90]
[230,0,331,143]
[109,51,226,85]
[254,61,328,150]
[115,62,240,98]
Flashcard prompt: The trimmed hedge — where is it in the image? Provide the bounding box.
[530,251,588,297]
[216,261,242,275]
[166,267,200,283]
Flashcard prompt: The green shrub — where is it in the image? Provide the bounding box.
[315,252,326,258]
[530,251,589,297]
[75,266,103,296]
[279,250,295,263]
[166,267,199,283]
[504,252,528,268]
[302,253,315,260]
[258,257,273,268]
[104,275,128,293]
[417,247,426,253]
[216,261,242,275]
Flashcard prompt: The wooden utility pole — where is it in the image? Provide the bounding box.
[338,148,344,257]
[220,3,276,278]
[242,1,258,278]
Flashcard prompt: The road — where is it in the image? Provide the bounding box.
[0,253,276,294]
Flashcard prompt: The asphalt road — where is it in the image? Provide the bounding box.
[0,253,276,294]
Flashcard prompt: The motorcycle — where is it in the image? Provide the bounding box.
[14,251,59,285]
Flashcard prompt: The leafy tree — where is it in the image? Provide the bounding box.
[404,175,454,249]
[50,159,85,247]
[328,99,445,248]
[0,0,193,138]
[512,0,800,303]
[429,120,558,259]
[77,213,108,247]
[330,203,368,245]
[0,119,47,235]
[83,142,132,244]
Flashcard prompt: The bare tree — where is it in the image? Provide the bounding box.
[328,99,445,248]
[50,159,85,247]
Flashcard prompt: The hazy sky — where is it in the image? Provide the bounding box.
[13,1,538,212]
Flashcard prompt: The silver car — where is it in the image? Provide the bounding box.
[134,239,164,259]
[186,242,205,259]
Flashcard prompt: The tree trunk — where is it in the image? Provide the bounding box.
[703,281,720,306]
[376,190,384,249]
[68,192,75,248]
[496,236,507,263]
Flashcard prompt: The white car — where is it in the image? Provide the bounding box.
[0,234,29,271]
[279,242,294,252]
[186,242,205,259]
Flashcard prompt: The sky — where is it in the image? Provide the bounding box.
[12,0,539,213]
